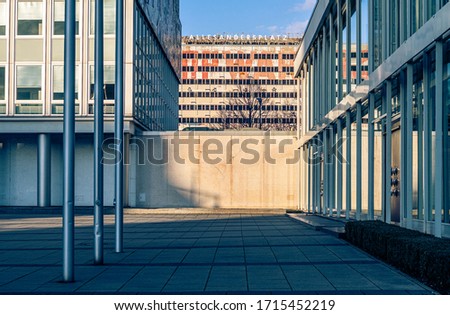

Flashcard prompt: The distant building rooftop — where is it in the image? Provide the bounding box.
[183,34,302,46]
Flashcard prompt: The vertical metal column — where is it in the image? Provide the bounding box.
[400,71,406,227]
[307,144,312,214]
[323,129,329,215]
[368,0,374,72]
[356,102,362,220]
[329,12,336,108]
[385,81,392,223]
[328,127,335,216]
[115,0,124,253]
[38,134,51,207]
[435,41,444,238]
[337,0,343,101]
[337,118,343,217]
[94,0,104,265]
[346,110,352,219]
[63,0,76,283]
[423,53,430,234]
[356,0,362,84]
[405,63,413,229]
[346,0,352,94]
[368,93,375,220]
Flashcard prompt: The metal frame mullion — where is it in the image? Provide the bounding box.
[356,102,362,220]
[337,118,343,217]
[346,110,352,219]
[405,63,413,229]
[368,93,375,219]
[434,40,444,237]
[423,52,431,234]
[385,80,392,223]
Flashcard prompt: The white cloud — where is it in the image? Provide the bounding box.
[293,0,317,12]
[284,20,309,35]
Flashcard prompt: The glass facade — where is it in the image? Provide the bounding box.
[134,4,179,131]
[297,0,450,237]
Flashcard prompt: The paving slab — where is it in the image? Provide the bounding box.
[0,213,437,294]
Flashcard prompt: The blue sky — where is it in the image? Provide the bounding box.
[180,0,316,36]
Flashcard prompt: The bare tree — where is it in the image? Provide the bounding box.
[219,84,297,131]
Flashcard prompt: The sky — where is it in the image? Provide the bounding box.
[180,0,316,37]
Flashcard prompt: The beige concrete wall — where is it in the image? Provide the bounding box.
[128,131,299,209]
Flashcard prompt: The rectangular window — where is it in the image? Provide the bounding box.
[90,0,116,35]
[17,0,43,36]
[89,64,115,114]
[53,0,80,35]
[52,65,79,114]
[0,66,5,100]
[16,65,42,114]
[0,0,6,36]
[16,65,41,100]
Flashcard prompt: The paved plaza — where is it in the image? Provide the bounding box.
[0,213,435,294]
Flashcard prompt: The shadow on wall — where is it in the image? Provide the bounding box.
[128,132,299,209]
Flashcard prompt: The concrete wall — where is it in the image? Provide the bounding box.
[129,131,299,209]
[0,134,115,207]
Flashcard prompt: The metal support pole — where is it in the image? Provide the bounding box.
[356,0,361,84]
[115,0,124,253]
[346,0,352,94]
[356,102,362,220]
[368,93,375,220]
[435,41,444,238]
[346,110,352,220]
[38,134,51,207]
[337,118,343,217]
[94,0,104,265]
[63,0,76,283]
[406,63,413,229]
[385,80,392,223]
[423,53,430,234]
[323,129,329,215]
[337,0,343,101]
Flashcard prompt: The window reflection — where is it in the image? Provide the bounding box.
[17,0,43,36]
[90,0,116,35]
[0,0,6,36]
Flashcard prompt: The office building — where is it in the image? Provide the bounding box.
[0,0,181,207]
[179,35,301,130]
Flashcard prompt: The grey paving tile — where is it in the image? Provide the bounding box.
[281,265,335,291]
[151,249,189,264]
[247,265,291,291]
[205,266,247,292]
[162,266,211,292]
[315,264,379,290]
[77,266,142,292]
[119,266,176,293]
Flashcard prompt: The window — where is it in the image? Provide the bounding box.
[90,0,116,35]
[53,0,80,35]
[16,65,41,100]
[0,66,5,100]
[0,0,6,36]
[0,66,5,114]
[16,65,42,114]
[52,65,79,114]
[17,0,43,36]
[89,65,115,114]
